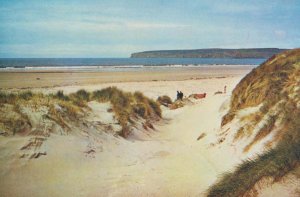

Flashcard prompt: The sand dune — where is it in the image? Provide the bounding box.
[0,76,244,197]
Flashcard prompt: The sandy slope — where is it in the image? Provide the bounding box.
[0,77,244,197]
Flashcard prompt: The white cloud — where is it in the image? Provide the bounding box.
[124,22,188,29]
[274,30,286,38]
[7,19,189,34]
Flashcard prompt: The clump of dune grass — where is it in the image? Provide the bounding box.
[148,99,162,117]
[134,91,161,118]
[18,91,33,100]
[221,49,300,126]
[243,115,277,152]
[208,126,300,197]
[92,88,161,137]
[0,87,161,138]
[169,100,185,110]
[208,49,300,196]
[208,102,300,197]
[92,87,134,137]
[55,90,69,101]
[73,89,90,101]
[0,91,17,104]
[157,95,173,106]
[67,89,91,107]
[133,103,148,118]
[0,99,31,135]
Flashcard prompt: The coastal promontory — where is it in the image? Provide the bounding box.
[131,48,287,58]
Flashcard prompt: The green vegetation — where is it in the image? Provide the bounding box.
[208,48,300,196]
[131,48,286,58]
[0,87,161,138]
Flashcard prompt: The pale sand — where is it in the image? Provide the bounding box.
[0,67,266,196]
[0,65,254,89]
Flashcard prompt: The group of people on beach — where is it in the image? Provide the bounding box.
[176,91,184,100]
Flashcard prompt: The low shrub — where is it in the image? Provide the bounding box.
[55,90,69,101]
[157,95,173,106]
[19,91,33,100]
[73,89,90,101]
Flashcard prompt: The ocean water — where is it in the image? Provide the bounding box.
[0,58,265,71]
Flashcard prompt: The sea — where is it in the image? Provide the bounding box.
[0,58,265,71]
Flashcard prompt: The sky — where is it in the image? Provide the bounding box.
[0,0,299,57]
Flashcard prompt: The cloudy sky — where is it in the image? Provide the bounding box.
[0,0,299,57]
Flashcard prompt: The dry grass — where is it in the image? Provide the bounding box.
[221,111,236,127]
[207,140,300,197]
[168,100,186,110]
[54,90,69,101]
[243,115,277,153]
[208,108,300,197]
[222,48,300,126]
[233,127,245,142]
[0,87,162,138]
[157,95,173,106]
[92,88,161,137]
[208,48,300,197]
[208,101,300,196]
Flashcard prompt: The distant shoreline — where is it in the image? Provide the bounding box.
[131,48,287,58]
[0,57,265,70]
[0,64,258,72]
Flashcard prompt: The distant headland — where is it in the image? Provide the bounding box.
[130,48,287,58]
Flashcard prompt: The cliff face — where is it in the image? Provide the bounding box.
[131,48,287,58]
[208,48,300,197]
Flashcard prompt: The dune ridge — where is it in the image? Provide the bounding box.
[207,48,300,197]
[0,88,162,159]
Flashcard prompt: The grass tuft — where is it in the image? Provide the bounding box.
[74,89,90,101]
[0,87,161,138]
[207,140,300,197]
[157,95,173,106]
[55,90,69,101]
[19,91,33,100]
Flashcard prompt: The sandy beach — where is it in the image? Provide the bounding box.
[0,65,254,89]
[1,0,299,196]
[1,59,299,197]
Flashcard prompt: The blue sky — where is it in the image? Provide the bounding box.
[0,0,299,57]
